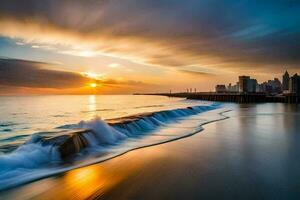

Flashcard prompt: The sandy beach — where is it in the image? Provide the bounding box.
[2,103,300,200]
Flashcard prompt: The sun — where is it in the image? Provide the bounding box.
[90,83,97,88]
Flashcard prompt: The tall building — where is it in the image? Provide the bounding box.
[289,74,300,95]
[238,76,250,93]
[282,70,290,92]
[248,79,258,93]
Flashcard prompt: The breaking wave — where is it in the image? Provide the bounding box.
[0,103,226,191]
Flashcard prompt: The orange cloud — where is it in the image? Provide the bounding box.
[0,58,154,95]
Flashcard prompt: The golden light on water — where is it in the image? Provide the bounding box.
[88,95,96,113]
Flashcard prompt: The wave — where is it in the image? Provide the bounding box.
[0,122,19,127]
[0,103,225,191]
[134,105,164,109]
[0,134,30,142]
[81,109,115,113]
[1,128,12,132]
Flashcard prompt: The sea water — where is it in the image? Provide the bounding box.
[0,95,225,190]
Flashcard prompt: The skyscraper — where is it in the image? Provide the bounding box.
[248,79,258,93]
[289,73,300,95]
[282,70,290,92]
[239,76,250,93]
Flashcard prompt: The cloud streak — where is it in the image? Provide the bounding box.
[0,0,300,73]
[0,58,90,88]
[0,58,150,92]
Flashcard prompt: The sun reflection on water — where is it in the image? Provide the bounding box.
[88,95,97,114]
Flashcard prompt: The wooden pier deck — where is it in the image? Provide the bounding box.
[136,93,300,104]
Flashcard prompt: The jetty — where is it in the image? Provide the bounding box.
[135,92,300,104]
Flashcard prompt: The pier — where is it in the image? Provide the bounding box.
[136,93,300,104]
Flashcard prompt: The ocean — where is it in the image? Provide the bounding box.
[0,95,224,190]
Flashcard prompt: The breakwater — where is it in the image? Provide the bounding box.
[136,93,300,103]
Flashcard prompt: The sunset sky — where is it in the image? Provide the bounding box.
[0,0,300,95]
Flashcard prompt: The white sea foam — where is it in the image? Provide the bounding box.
[78,117,127,145]
[0,143,60,174]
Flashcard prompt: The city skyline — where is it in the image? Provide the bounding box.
[1,1,300,95]
[215,70,300,95]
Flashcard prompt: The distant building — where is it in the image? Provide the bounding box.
[272,78,282,93]
[259,82,272,93]
[259,78,282,94]
[238,76,258,93]
[215,85,226,93]
[238,76,250,93]
[258,82,266,93]
[282,70,290,92]
[214,72,289,95]
[289,74,300,95]
[227,83,239,92]
[248,79,258,93]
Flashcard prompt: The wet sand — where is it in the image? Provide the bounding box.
[2,103,300,199]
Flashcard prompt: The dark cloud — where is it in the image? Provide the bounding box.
[180,69,215,77]
[0,58,90,88]
[0,0,300,70]
[100,79,151,87]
